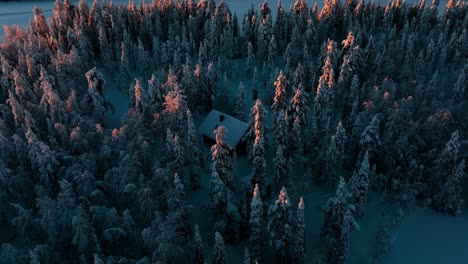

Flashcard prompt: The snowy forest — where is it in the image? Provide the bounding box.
[0,0,467,263]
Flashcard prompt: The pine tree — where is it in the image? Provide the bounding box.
[187,110,201,189]
[244,99,267,160]
[268,35,278,67]
[274,140,288,188]
[194,225,205,264]
[325,122,347,183]
[72,206,99,257]
[133,79,148,116]
[359,115,381,164]
[321,177,359,264]
[432,131,465,216]
[349,151,370,217]
[243,248,251,264]
[213,232,226,264]
[234,82,247,121]
[167,173,186,212]
[247,42,255,76]
[288,83,309,130]
[452,63,467,104]
[83,67,108,122]
[211,126,234,187]
[251,114,266,190]
[433,160,465,216]
[210,170,228,218]
[272,70,288,127]
[249,184,264,263]
[294,197,305,263]
[268,187,295,262]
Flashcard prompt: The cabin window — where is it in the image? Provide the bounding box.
[219,115,225,122]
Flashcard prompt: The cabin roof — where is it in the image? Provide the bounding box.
[199,109,248,147]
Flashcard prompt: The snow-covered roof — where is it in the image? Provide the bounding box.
[199,109,248,147]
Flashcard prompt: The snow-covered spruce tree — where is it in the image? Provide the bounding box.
[274,135,289,188]
[251,119,266,191]
[163,82,189,134]
[249,184,264,263]
[166,173,186,213]
[294,197,305,263]
[272,70,288,127]
[209,171,228,217]
[244,248,251,264]
[82,67,108,122]
[268,35,278,67]
[234,81,247,121]
[26,128,58,187]
[348,151,370,218]
[359,115,381,165]
[325,122,347,184]
[432,131,465,216]
[187,109,202,190]
[452,63,467,104]
[167,132,184,176]
[244,99,267,160]
[314,56,335,140]
[247,41,255,76]
[132,79,148,117]
[211,126,234,187]
[212,232,226,264]
[194,224,205,264]
[268,187,295,262]
[72,206,99,260]
[434,160,465,216]
[321,177,359,264]
[288,82,309,131]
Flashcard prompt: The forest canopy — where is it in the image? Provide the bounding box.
[0,0,466,263]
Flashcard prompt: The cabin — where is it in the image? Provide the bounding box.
[199,110,248,154]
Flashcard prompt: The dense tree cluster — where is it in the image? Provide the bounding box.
[0,0,466,263]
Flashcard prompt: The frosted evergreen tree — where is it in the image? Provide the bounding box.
[288,83,309,130]
[249,184,264,263]
[433,160,465,216]
[251,125,266,191]
[268,187,295,262]
[243,248,251,264]
[26,128,58,186]
[432,131,465,216]
[252,66,259,100]
[72,206,99,257]
[321,177,359,264]
[187,110,202,189]
[82,67,108,122]
[268,35,278,67]
[194,225,205,264]
[133,79,148,116]
[325,122,347,183]
[314,56,335,138]
[234,82,247,121]
[272,70,288,126]
[452,63,467,104]
[167,173,185,212]
[244,99,267,160]
[359,115,381,164]
[274,139,288,187]
[247,42,255,76]
[349,151,370,217]
[148,74,163,112]
[294,197,305,263]
[212,232,226,264]
[211,126,234,187]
